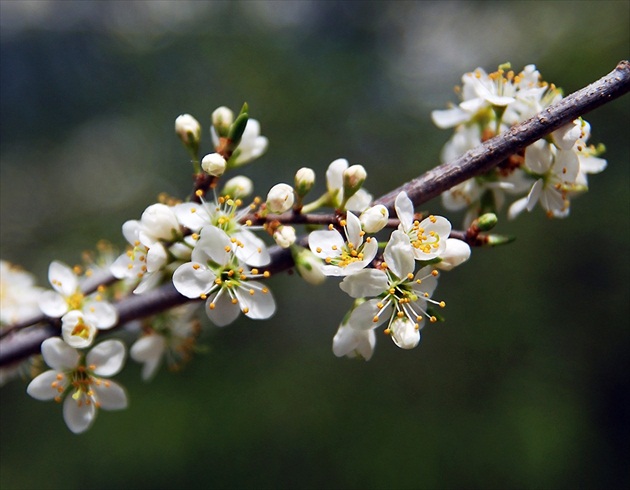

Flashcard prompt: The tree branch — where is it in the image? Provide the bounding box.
[1,60,628,368]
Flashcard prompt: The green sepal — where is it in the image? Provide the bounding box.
[485,234,516,246]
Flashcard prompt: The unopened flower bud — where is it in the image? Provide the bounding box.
[359,204,389,233]
[434,238,471,271]
[201,153,227,177]
[294,167,315,197]
[175,114,201,147]
[476,213,498,231]
[221,175,254,198]
[292,247,326,285]
[266,183,295,214]
[212,106,234,137]
[389,318,420,350]
[273,226,296,249]
[342,164,367,200]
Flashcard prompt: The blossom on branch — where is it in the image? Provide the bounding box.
[339,231,445,350]
[308,211,378,277]
[26,337,127,434]
[172,225,275,326]
[39,261,117,348]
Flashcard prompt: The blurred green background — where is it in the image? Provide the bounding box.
[1,1,628,489]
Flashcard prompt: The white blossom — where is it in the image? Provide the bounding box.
[394,192,456,262]
[130,304,201,381]
[26,337,127,434]
[174,192,270,267]
[339,231,445,349]
[39,261,117,348]
[308,211,378,276]
[332,318,376,360]
[0,261,43,326]
[172,226,275,327]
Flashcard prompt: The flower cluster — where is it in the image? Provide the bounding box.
[432,63,607,226]
[0,60,617,435]
[310,192,471,360]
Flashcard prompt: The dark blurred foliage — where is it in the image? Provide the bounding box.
[1,2,628,489]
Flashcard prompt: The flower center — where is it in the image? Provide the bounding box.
[67,292,85,311]
[408,218,441,254]
[70,317,91,339]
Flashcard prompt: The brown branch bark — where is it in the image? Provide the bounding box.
[1,60,628,368]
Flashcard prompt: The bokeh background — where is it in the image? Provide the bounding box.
[1,1,628,489]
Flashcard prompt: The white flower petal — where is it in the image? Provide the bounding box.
[384,230,414,279]
[526,179,543,211]
[63,395,96,434]
[173,202,210,231]
[206,290,241,327]
[326,158,348,195]
[345,189,372,212]
[552,121,582,150]
[194,226,233,265]
[431,108,470,129]
[146,243,168,273]
[554,150,579,183]
[27,370,66,400]
[48,261,78,296]
[412,267,438,297]
[84,301,118,330]
[121,220,141,245]
[38,290,69,318]
[525,141,552,174]
[435,239,471,271]
[235,282,276,320]
[394,192,415,231]
[132,271,162,295]
[92,380,128,410]
[344,212,363,247]
[139,203,179,244]
[339,269,388,298]
[88,340,126,377]
[40,337,80,370]
[508,196,528,220]
[348,298,389,330]
[234,229,271,266]
[130,335,166,381]
[332,323,375,360]
[308,229,344,259]
[172,262,215,299]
